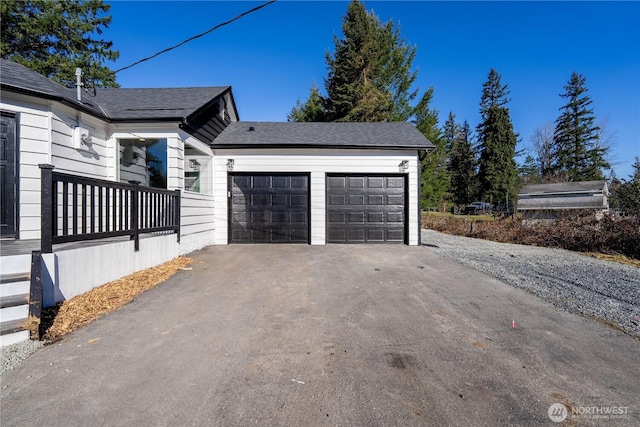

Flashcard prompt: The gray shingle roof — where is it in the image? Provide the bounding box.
[213,121,434,150]
[0,59,103,114]
[93,87,229,121]
[0,59,230,122]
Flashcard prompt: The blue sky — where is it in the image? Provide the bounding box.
[106,1,640,179]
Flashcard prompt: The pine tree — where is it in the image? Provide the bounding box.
[476,69,518,203]
[609,158,640,215]
[413,88,448,209]
[518,154,541,186]
[1,0,119,88]
[448,117,477,206]
[290,0,418,123]
[551,72,609,181]
[288,84,326,122]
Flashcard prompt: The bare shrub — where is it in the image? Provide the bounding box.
[421,212,640,260]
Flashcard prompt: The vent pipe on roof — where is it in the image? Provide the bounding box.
[75,68,82,102]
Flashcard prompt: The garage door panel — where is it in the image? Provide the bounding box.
[387,177,404,188]
[387,212,404,222]
[328,212,346,224]
[328,176,346,188]
[329,195,346,206]
[291,212,308,224]
[368,194,385,205]
[348,177,365,188]
[349,195,365,205]
[387,194,404,205]
[367,177,384,188]
[230,174,309,243]
[348,212,365,223]
[291,195,308,206]
[327,174,406,244]
[291,176,308,187]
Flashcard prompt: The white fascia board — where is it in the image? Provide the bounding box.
[178,129,213,155]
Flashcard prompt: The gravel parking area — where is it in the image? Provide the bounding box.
[422,229,640,338]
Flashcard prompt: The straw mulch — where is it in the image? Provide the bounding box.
[42,256,193,341]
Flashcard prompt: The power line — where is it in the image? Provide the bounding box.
[115,0,276,74]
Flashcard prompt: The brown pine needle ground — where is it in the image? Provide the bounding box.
[42,256,192,341]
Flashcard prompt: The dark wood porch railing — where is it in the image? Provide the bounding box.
[39,164,180,253]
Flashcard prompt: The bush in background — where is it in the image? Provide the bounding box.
[422,213,640,260]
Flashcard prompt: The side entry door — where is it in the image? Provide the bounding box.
[1,112,17,238]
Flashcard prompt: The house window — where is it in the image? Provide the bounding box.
[118,138,167,189]
[184,146,212,195]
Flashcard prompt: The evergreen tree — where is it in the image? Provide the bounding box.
[1,0,119,88]
[290,0,418,122]
[288,84,326,122]
[609,158,640,215]
[518,154,542,186]
[448,117,477,206]
[476,69,518,203]
[551,72,609,181]
[413,88,448,209]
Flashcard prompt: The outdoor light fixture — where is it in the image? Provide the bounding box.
[189,159,200,172]
[399,160,409,171]
[227,159,234,171]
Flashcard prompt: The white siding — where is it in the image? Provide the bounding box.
[50,107,109,178]
[179,191,215,253]
[213,149,420,245]
[1,97,51,239]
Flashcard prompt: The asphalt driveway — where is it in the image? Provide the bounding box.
[1,245,638,426]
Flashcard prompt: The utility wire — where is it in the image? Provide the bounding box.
[115,0,276,74]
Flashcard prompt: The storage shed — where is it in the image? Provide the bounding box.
[517,180,609,219]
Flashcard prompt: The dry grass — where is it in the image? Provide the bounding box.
[42,256,193,341]
[422,212,640,265]
[583,253,640,269]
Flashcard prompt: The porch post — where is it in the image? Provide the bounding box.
[129,181,140,251]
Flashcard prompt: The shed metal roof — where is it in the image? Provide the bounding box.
[212,121,434,150]
[519,180,608,196]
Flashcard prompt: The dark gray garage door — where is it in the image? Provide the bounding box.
[327,174,406,243]
[229,173,309,243]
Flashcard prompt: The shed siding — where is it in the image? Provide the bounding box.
[212,149,420,245]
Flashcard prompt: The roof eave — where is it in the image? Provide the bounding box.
[1,84,106,120]
[210,143,430,150]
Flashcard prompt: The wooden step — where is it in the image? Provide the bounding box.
[1,318,29,336]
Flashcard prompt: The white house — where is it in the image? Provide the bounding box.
[0,59,432,345]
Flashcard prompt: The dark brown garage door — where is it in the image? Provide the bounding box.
[229,173,309,243]
[327,174,406,243]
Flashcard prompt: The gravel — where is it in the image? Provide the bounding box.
[422,229,640,338]
[1,339,44,376]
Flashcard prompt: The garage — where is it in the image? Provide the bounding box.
[213,122,434,246]
[229,173,310,243]
[327,174,406,243]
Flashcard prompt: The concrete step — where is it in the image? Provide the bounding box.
[0,254,33,347]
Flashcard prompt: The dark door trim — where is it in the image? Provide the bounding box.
[1,111,19,239]
[228,172,311,244]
